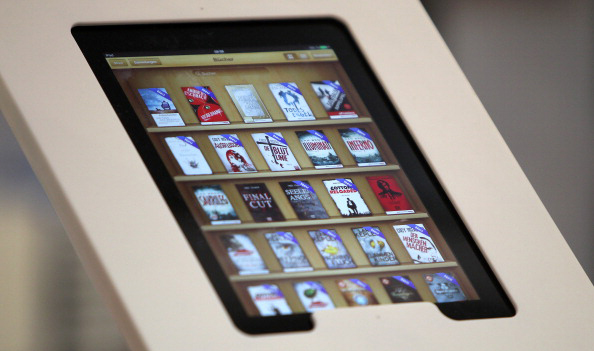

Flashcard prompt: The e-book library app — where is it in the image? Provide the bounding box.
[108,46,476,317]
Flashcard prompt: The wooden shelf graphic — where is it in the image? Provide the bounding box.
[202,212,429,232]
[174,165,400,182]
[230,261,459,282]
[147,117,373,133]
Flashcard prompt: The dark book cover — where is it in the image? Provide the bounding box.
[424,273,467,303]
[308,229,356,269]
[280,181,329,220]
[338,128,385,166]
[310,80,358,119]
[367,175,414,215]
[352,226,399,266]
[296,130,342,169]
[236,183,285,222]
[193,185,240,225]
[264,231,312,272]
[380,276,423,303]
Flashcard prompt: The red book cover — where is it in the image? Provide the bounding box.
[181,86,230,125]
[367,175,415,215]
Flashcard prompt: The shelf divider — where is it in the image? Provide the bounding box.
[175,165,400,182]
[229,261,459,282]
[202,212,429,232]
[147,117,373,133]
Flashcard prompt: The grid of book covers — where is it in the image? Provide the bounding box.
[120,55,473,316]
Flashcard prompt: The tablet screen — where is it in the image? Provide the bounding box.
[73,20,514,334]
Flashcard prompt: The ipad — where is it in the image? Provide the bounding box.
[72,19,514,334]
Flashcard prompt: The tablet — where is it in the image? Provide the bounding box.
[72,19,514,334]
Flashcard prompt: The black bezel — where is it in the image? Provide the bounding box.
[72,19,515,335]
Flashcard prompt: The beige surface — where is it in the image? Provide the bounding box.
[0,0,592,350]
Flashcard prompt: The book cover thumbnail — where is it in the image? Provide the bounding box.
[165,136,213,175]
[310,80,358,119]
[251,132,301,171]
[296,130,342,169]
[138,88,185,127]
[208,134,257,173]
[247,284,292,316]
[220,234,268,275]
[264,231,312,272]
[352,226,399,266]
[293,281,335,312]
[323,178,371,217]
[380,276,423,303]
[308,229,356,269]
[193,185,240,225]
[393,224,445,263]
[336,279,378,306]
[181,86,230,125]
[367,175,415,215]
[424,273,467,303]
[236,183,285,222]
[225,84,272,123]
[339,128,386,166]
[280,181,329,220]
[268,82,316,121]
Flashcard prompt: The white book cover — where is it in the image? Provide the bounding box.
[293,281,335,312]
[225,84,272,123]
[138,88,185,127]
[208,134,257,173]
[268,82,316,121]
[220,234,269,275]
[248,284,292,316]
[393,224,445,264]
[252,132,301,171]
[323,178,371,217]
[165,136,213,175]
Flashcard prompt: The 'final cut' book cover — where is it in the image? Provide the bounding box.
[310,80,358,119]
[138,88,185,127]
[424,273,467,303]
[367,175,414,215]
[248,284,292,316]
[220,234,268,275]
[323,178,371,217]
[264,231,312,272]
[252,132,301,171]
[236,183,285,222]
[208,134,257,173]
[339,128,385,166]
[393,224,445,263]
[293,281,335,312]
[296,130,342,169]
[352,226,399,266]
[280,181,329,220]
[225,84,272,123]
[193,185,240,225]
[181,86,230,125]
[380,276,423,303]
[308,229,356,269]
[336,279,378,306]
[269,82,316,121]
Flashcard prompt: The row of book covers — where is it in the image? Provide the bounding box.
[139,81,358,127]
[166,129,385,176]
[222,225,443,276]
[248,273,467,317]
[196,176,413,222]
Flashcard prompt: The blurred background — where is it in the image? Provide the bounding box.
[1,1,592,350]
